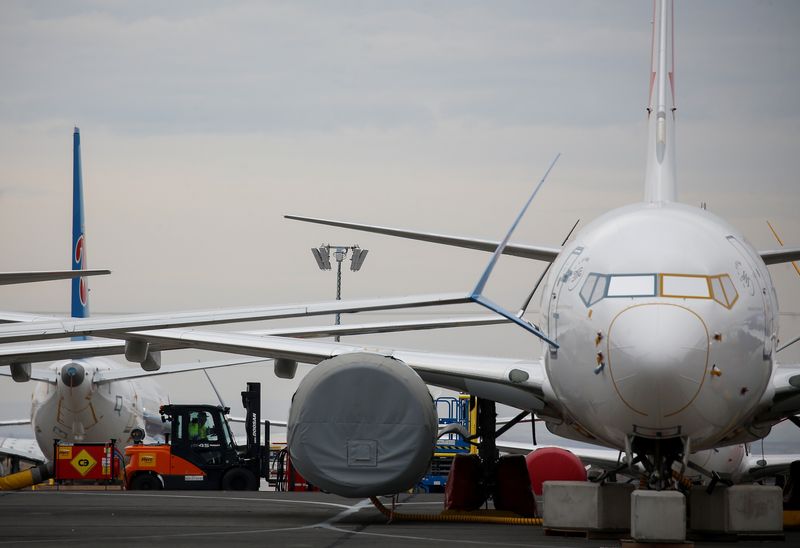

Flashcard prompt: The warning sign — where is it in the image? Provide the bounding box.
[54,442,118,482]
[70,449,97,477]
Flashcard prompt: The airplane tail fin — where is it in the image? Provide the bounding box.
[71,127,89,319]
[644,0,677,203]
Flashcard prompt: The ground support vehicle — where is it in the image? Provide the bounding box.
[125,382,267,490]
[416,395,476,493]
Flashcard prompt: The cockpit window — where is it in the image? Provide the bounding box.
[578,272,738,308]
[661,274,711,298]
[580,273,609,307]
[712,274,739,309]
[607,274,657,297]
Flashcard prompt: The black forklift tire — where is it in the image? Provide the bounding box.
[130,473,163,490]
[222,467,258,491]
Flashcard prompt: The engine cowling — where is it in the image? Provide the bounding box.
[288,352,437,497]
[525,447,587,496]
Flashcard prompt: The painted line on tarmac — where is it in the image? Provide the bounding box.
[40,490,353,509]
[1,493,564,547]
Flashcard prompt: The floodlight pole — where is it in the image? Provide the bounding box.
[310,244,368,342]
[334,247,345,337]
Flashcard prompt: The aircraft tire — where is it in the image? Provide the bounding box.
[222,467,258,491]
[129,473,163,490]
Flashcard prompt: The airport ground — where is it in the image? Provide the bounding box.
[1,490,799,548]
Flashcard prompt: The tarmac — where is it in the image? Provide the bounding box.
[0,490,798,548]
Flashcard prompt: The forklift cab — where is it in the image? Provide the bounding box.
[126,383,265,491]
[162,405,240,478]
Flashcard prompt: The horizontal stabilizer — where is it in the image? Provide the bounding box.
[0,438,45,464]
[285,215,560,262]
[0,368,57,384]
[0,269,110,286]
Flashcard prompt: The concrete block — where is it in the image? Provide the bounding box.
[631,490,686,542]
[689,485,727,532]
[725,485,783,533]
[541,481,634,531]
[543,481,600,529]
[600,483,635,530]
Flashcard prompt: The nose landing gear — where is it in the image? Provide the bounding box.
[631,437,687,490]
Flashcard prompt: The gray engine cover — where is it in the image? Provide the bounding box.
[288,352,437,497]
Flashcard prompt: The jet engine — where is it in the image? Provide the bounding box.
[525,447,587,496]
[287,352,437,497]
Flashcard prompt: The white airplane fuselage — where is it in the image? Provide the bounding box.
[541,201,777,453]
[30,358,167,460]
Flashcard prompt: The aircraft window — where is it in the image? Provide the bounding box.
[578,272,738,309]
[590,275,608,304]
[580,274,599,305]
[711,276,725,307]
[607,274,657,297]
[661,275,711,298]
[718,274,739,308]
[579,273,608,307]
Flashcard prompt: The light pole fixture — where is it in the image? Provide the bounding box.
[310,244,368,341]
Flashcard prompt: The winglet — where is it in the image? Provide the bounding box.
[470,154,561,348]
[71,127,89,319]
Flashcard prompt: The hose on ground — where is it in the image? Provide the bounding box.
[0,462,53,491]
[369,496,543,525]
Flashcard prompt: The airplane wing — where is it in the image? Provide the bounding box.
[0,292,473,345]
[0,315,507,366]
[753,364,800,424]
[0,311,61,324]
[742,453,799,482]
[0,419,30,427]
[227,416,288,428]
[0,269,110,286]
[760,247,800,265]
[285,215,561,262]
[0,437,45,465]
[92,357,270,384]
[242,315,507,338]
[115,329,557,415]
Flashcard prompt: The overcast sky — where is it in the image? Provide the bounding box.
[0,1,799,450]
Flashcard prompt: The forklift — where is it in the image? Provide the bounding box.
[125,382,268,490]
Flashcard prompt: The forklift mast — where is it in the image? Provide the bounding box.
[241,382,260,457]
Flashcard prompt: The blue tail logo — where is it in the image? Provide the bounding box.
[71,127,89,319]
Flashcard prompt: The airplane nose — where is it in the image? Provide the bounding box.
[60,363,85,387]
[607,304,709,419]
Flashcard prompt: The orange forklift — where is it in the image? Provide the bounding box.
[125,382,268,490]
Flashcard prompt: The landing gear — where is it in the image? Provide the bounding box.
[632,437,684,491]
[446,398,536,516]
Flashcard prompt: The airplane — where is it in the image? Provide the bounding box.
[0,129,273,471]
[1,0,799,497]
[0,129,507,476]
